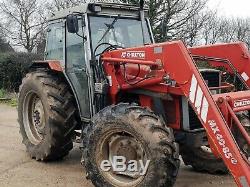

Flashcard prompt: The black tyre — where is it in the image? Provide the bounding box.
[18,70,78,161]
[83,103,180,187]
[180,138,228,174]
[234,113,250,160]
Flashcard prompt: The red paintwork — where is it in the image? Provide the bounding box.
[139,95,153,108]
[209,82,235,91]
[102,41,250,187]
[33,60,63,72]
[47,60,63,72]
[165,96,181,129]
[102,57,158,66]
[227,102,250,146]
[190,42,250,87]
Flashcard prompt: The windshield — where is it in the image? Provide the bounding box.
[89,16,152,55]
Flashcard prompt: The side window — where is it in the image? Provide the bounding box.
[46,22,64,60]
[66,20,85,68]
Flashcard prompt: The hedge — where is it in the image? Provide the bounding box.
[0,52,43,92]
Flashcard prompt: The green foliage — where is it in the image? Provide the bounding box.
[196,61,211,68]
[0,25,14,53]
[9,97,18,107]
[0,38,14,53]
[0,88,6,98]
[0,52,43,92]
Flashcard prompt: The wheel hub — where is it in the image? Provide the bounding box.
[33,110,41,126]
[97,131,146,187]
[23,92,46,145]
[109,136,143,162]
[117,146,137,161]
[32,99,45,134]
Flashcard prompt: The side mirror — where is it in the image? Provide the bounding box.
[139,0,145,10]
[66,14,79,33]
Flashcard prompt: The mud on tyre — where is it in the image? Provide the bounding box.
[82,103,180,187]
[180,133,228,174]
[18,70,78,161]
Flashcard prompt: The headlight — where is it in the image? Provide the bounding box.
[88,3,102,13]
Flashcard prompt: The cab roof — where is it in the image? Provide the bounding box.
[48,2,149,21]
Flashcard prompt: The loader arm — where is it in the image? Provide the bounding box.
[102,41,250,187]
[190,42,250,88]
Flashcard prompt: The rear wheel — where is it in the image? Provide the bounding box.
[180,134,228,174]
[18,70,78,161]
[181,112,250,173]
[235,113,250,160]
[82,103,180,187]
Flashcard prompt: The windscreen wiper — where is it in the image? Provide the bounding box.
[97,14,121,44]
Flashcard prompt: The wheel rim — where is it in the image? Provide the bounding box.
[200,146,212,153]
[96,129,147,187]
[197,145,221,160]
[23,91,45,145]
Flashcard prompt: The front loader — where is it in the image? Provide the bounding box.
[18,1,250,187]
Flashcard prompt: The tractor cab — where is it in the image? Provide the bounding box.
[46,2,154,60]
[45,2,154,120]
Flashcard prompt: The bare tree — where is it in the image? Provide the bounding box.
[0,24,14,52]
[121,0,208,42]
[217,18,236,43]
[204,17,250,48]
[48,0,210,43]
[235,18,249,41]
[48,0,120,11]
[49,0,82,11]
[3,0,247,52]
[175,9,212,46]
[231,18,250,49]
[0,0,47,52]
[199,10,221,45]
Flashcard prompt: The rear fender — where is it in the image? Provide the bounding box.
[29,60,88,123]
[30,60,63,72]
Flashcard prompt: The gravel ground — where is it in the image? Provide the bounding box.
[0,104,236,187]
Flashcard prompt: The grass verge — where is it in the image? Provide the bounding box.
[0,89,17,107]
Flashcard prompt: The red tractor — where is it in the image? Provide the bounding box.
[18,2,249,187]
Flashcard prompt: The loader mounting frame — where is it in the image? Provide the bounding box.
[101,41,250,187]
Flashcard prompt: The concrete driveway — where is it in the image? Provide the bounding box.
[0,104,235,187]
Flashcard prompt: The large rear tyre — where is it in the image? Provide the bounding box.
[181,113,250,174]
[82,103,180,187]
[180,144,228,174]
[180,132,228,174]
[234,113,250,160]
[18,70,78,161]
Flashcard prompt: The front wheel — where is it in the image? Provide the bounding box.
[82,104,180,187]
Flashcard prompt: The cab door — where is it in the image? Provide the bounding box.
[65,19,91,119]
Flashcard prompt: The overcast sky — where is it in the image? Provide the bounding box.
[208,0,250,18]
